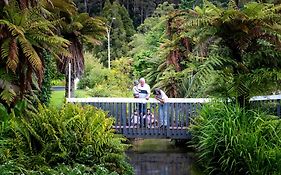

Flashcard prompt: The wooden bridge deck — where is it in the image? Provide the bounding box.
[112,125,190,139]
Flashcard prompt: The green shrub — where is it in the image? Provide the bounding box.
[51,80,65,86]
[78,53,132,97]
[78,53,108,89]
[0,161,119,175]
[0,103,133,175]
[190,102,281,175]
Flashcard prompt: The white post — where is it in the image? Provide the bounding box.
[68,62,71,98]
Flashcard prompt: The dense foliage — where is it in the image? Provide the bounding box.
[129,2,188,97]
[190,102,281,175]
[78,52,132,97]
[73,0,181,27]
[130,1,281,101]
[185,1,281,105]
[93,0,135,66]
[0,103,133,174]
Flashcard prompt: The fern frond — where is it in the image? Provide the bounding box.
[0,88,16,105]
[1,38,10,60]
[187,53,225,96]
[7,38,19,73]
[83,35,102,45]
[0,19,25,37]
[50,0,77,15]
[18,36,43,73]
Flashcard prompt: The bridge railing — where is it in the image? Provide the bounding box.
[67,98,210,138]
[250,95,281,116]
[67,95,281,138]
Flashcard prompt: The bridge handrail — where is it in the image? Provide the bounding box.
[67,94,281,103]
[67,97,211,103]
[249,95,281,101]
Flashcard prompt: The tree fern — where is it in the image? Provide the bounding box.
[184,1,281,105]
[0,1,70,106]
[57,10,106,97]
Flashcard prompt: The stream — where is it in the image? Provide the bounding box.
[126,139,202,175]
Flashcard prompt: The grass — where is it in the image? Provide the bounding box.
[50,91,65,108]
[76,89,90,97]
[50,89,91,108]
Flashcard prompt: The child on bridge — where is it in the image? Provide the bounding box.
[142,108,157,128]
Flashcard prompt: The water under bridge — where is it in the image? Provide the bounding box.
[67,95,281,139]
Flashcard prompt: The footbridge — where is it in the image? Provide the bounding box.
[67,95,281,139]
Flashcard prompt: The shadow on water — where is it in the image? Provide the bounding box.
[126,139,202,175]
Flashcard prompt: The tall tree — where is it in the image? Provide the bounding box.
[130,2,192,97]
[186,1,281,106]
[94,0,135,66]
[73,0,180,27]
[0,0,105,106]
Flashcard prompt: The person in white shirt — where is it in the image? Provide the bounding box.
[137,78,150,100]
[154,88,168,128]
[136,78,150,125]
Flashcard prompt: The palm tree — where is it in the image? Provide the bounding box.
[186,1,281,106]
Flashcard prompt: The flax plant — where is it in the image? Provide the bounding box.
[190,102,281,175]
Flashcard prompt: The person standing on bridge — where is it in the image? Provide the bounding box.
[137,78,150,120]
[154,88,168,128]
[133,80,140,98]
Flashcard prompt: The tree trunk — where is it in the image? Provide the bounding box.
[140,1,144,23]
[57,37,84,98]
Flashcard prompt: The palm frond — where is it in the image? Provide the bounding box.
[42,0,77,15]
[0,68,19,105]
